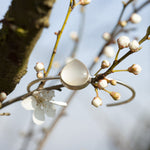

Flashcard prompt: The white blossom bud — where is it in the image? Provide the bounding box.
[98,79,108,89]
[117,36,130,49]
[120,21,127,27]
[110,80,117,86]
[128,64,142,75]
[0,92,7,102]
[80,0,91,5]
[101,60,110,69]
[129,40,140,52]
[70,31,78,41]
[91,97,102,107]
[110,92,121,100]
[130,13,142,24]
[36,72,44,79]
[34,62,45,72]
[103,32,111,41]
[103,46,115,58]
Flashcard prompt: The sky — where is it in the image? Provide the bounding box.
[0,0,150,150]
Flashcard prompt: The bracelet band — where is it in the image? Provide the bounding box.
[107,80,136,107]
[27,76,60,92]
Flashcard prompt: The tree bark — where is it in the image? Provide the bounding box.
[0,0,55,94]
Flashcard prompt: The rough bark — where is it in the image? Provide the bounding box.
[0,0,55,94]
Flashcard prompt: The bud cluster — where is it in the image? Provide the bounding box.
[34,62,45,79]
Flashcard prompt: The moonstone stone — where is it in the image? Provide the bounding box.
[60,59,91,90]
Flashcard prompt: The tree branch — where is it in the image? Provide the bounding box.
[0,0,56,94]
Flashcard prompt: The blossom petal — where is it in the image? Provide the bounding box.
[41,90,55,100]
[50,100,67,107]
[32,107,45,125]
[44,102,56,117]
[21,96,37,110]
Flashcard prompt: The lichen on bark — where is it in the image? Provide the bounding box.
[0,0,55,94]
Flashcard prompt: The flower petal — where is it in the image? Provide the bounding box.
[21,96,37,110]
[41,90,55,100]
[44,102,56,117]
[32,107,45,125]
[50,100,67,107]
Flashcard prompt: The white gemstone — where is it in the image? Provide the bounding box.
[60,59,90,90]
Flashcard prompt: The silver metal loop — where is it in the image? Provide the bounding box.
[107,79,136,107]
[27,76,60,92]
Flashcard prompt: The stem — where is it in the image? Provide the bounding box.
[94,51,132,82]
[45,0,73,77]
[115,48,121,60]
[112,69,128,73]
[36,91,77,150]
[94,68,102,76]
[111,0,134,36]
[139,26,150,44]
[95,88,99,97]
[90,0,134,70]
[103,88,111,94]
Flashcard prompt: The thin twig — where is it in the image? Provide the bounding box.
[36,91,76,150]
[0,84,63,110]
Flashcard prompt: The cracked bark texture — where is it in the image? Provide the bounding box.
[0,0,55,94]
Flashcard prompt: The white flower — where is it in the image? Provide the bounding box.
[117,36,130,49]
[34,62,45,72]
[101,60,110,69]
[91,97,103,107]
[129,40,140,52]
[130,13,142,24]
[21,90,67,125]
[98,79,108,89]
[103,46,115,58]
[103,32,111,41]
[80,0,91,5]
[128,64,142,75]
[70,31,78,41]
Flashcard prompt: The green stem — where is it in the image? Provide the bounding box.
[115,48,121,60]
[94,68,102,76]
[112,69,128,73]
[45,0,73,77]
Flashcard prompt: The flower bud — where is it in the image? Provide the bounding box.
[129,40,140,52]
[80,0,91,5]
[103,46,115,58]
[120,21,127,27]
[103,32,111,41]
[34,62,45,72]
[91,97,102,107]
[110,92,121,100]
[110,80,117,86]
[70,31,78,41]
[130,13,142,24]
[98,79,108,89]
[36,72,44,79]
[117,36,130,49]
[0,92,7,102]
[128,64,142,75]
[101,60,110,69]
